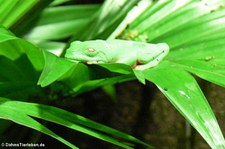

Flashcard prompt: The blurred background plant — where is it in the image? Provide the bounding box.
[0,0,225,148]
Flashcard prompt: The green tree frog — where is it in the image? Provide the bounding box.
[65,39,169,70]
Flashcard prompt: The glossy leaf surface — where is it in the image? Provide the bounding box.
[0,97,150,149]
[119,0,225,147]
[143,61,225,148]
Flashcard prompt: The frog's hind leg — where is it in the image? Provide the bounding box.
[135,52,166,70]
[134,59,160,70]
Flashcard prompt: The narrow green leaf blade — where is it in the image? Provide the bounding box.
[72,0,139,40]
[71,74,134,96]
[174,59,225,87]
[143,61,225,148]
[25,5,100,40]
[0,98,151,148]
[168,38,225,87]
[0,98,77,149]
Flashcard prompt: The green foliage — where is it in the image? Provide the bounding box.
[0,0,225,148]
[0,97,149,149]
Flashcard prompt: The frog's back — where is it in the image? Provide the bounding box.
[107,39,158,51]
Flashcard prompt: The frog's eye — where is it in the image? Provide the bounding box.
[85,48,98,57]
[87,48,95,52]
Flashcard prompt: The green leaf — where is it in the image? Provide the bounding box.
[0,55,40,98]
[143,61,225,148]
[38,52,135,94]
[119,2,225,146]
[63,62,135,95]
[38,51,78,87]
[108,0,152,39]
[99,63,133,74]
[102,85,117,101]
[50,0,72,6]
[0,0,52,36]
[173,59,225,88]
[28,40,66,56]
[0,27,44,71]
[0,27,44,98]
[133,69,146,84]
[0,0,38,28]
[0,97,151,148]
[168,38,225,87]
[126,0,225,46]
[0,98,78,149]
[71,74,134,96]
[71,0,140,40]
[24,4,100,40]
[142,0,225,44]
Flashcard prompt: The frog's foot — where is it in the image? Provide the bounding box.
[131,61,138,69]
[134,59,160,70]
[132,60,145,69]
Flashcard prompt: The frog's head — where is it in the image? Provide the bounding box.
[65,40,110,64]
